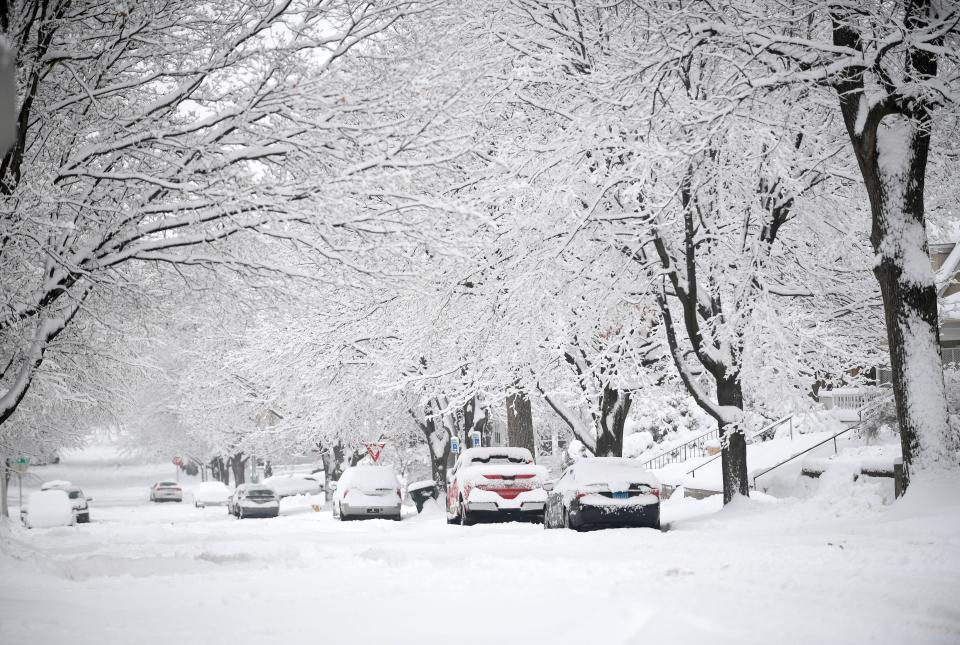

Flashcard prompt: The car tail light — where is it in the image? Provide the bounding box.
[396,488,402,499]
[575,491,591,500]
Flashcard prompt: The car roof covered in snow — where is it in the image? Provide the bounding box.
[459,447,533,464]
[40,480,74,490]
[568,457,658,486]
[339,465,399,486]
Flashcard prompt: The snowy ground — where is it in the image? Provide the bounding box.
[2,449,959,645]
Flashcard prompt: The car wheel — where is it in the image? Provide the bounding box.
[459,500,473,527]
[238,507,245,519]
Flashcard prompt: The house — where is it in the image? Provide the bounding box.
[932,241,960,365]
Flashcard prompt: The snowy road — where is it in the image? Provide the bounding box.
[2,457,960,645]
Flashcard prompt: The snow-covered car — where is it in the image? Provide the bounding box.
[446,447,548,525]
[40,480,92,523]
[331,465,402,521]
[149,481,183,502]
[227,484,280,519]
[543,457,661,531]
[191,481,232,508]
[20,489,75,529]
[262,475,323,499]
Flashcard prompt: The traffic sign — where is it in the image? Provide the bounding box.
[450,436,460,454]
[364,441,387,463]
[9,457,29,474]
[172,456,183,466]
[469,430,481,448]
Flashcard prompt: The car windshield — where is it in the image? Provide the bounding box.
[68,491,81,499]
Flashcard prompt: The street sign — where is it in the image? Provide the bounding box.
[364,441,387,463]
[172,456,183,467]
[9,457,29,474]
[450,436,460,454]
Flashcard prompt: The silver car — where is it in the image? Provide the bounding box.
[227,484,280,519]
[149,481,183,502]
[332,465,402,521]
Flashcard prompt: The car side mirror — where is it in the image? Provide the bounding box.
[86,496,93,502]
[542,482,554,492]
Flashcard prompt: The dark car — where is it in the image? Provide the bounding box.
[543,457,660,531]
[228,484,280,519]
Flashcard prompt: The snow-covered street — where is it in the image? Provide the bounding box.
[2,453,959,645]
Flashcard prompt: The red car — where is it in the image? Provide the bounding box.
[446,447,548,525]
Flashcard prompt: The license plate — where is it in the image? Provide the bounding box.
[612,492,629,500]
[366,508,381,514]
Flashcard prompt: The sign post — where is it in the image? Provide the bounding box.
[11,457,29,508]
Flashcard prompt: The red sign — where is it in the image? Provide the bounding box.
[364,442,386,463]
[172,456,182,466]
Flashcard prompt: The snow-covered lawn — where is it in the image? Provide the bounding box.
[2,458,959,645]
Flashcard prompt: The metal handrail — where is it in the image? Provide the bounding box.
[639,426,720,471]
[750,422,863,489]
[751,389,895,489]
[686,415,794,478]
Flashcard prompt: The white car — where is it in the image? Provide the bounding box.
[192,481,232,508]
[40,480,92,523]
[331,466,402,521]
[446,447,548,525]
[149,481,183,502]
[262,475,323,499]
[227,484,280,519]
[20,489,75,529]
[543,457,661,530]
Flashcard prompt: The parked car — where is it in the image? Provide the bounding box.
[331,465,402,521]
[40,480,92,523]
[192,481,232,508]
[262,475,323,499]
[446,447,547,525]
[20,489,75,528]
[543,457,661,531]
[227,484,280,519]
[149,481,183,503]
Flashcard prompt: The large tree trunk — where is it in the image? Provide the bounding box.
[320,443,346,501]
[595,386,631,457]
[506,390,536,457]
[422,415,451,494]
[716,376,748,503]
[229,452,246,487]
[831,7,956,489]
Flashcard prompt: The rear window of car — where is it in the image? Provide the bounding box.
[467,454,529,465]
[348,467,398,487]
[245,489,274,498]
